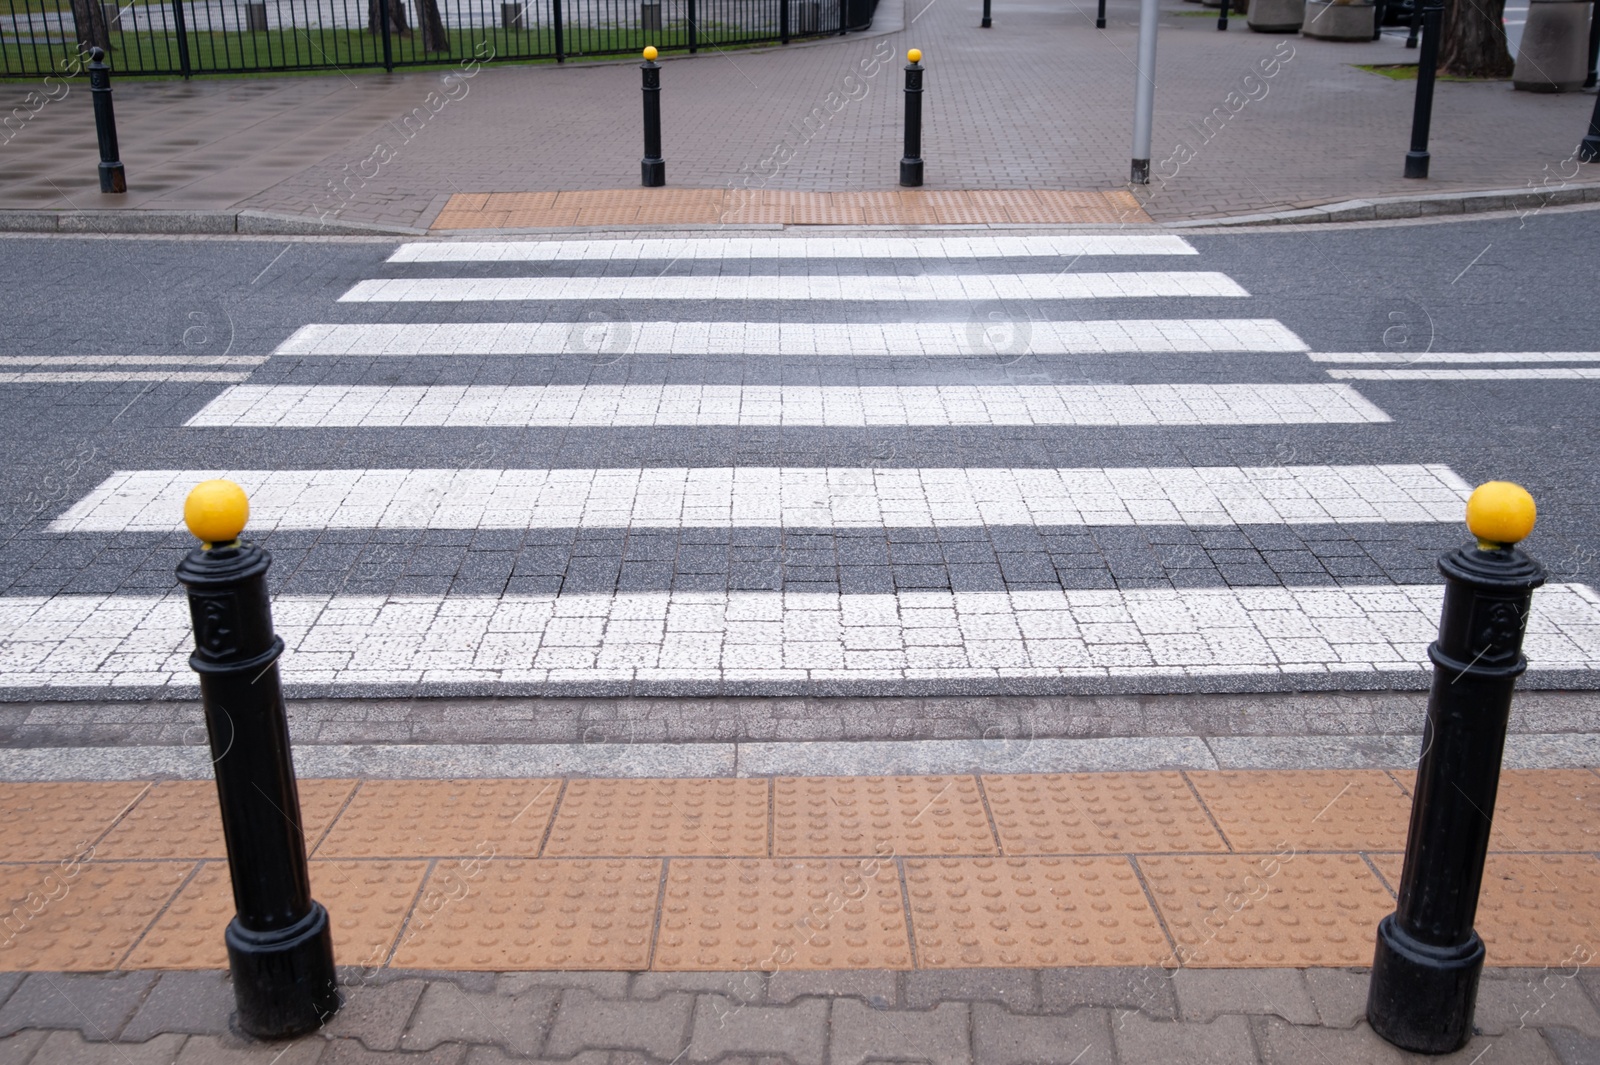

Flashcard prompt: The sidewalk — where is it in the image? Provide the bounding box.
[2,0,1597,230]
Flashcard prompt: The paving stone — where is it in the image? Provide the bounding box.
[544,989,693,1059]
[1475,970,1600,1039]
[173,1036,326,1064]
[1039,968,1177,1021]
[496,972,631,999]
[401,981,556,1057]
[686,994,827,1065]
[28,1032,186,1065]
[1255,1017,1559,1064]
[322,979,428,1051]
[322,1039,467,1065]
[633,972,767,1004]
[0,972,158,1041]
[1172,969,1318,1024]
[1545,1027,1600,1065]
[0,1030,48,1065]
[0,974,24,1012]
[830,1000,969,1065]
[971,1003,1114,1065]
[766,970,895,1008]
[120,971,235,1042]
[1113,1014,1258,1065]
[464,1051,608,1065]
[904,970,1038,1012]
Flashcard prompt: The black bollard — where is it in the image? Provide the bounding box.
[1096,0,1105,27]
[1405,0,1421,47]
[177,480,339,1040]
[1217,0,1228,30]
[1586,0,1598,89]
[1580,80,1600,162]
[1367,482,1545,1054]
[899,49,924,187]
[87,48,125,194]
[981,0,990,27]
[640,46,665,187]
[1403,0,1442,179]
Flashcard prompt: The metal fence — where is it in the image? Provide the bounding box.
[1,0,876,76]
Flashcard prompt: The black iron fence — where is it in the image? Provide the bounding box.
[1,0,875,76]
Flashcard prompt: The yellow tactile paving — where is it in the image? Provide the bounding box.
[392,858,660,970]
[0,782,148,861]
[1140,852,1395,967]
[1187,770,1411,852]
[315,779,561,858]
[544,778,769,857]
[0,861,193,971]
[906,856,1172,968]
[1487,769,1600,852]
[656,857,912,970]
[95,779,358,861]
[983,772,1228,855]
[773,775,996,857]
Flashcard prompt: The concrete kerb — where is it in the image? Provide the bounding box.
[0,209,425,237]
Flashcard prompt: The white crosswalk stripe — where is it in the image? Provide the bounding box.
[1328,368,1600,381]
[1310,352,1600,364]
[388,235,1200,262]
[52,465,1472,533]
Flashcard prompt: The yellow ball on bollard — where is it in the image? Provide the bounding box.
[907,48,922,63]
[643,45,658,60]
[184,479,250,547]
[1465,481,1536,550]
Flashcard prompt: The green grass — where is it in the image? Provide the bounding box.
[1354,62,1506,81]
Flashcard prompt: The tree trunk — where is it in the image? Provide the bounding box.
[367,0,413,36]
[1438,0,1514,77]
[416,0,449,51]
[69,0,109,53]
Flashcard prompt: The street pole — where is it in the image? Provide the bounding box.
[1130,0,1159,183]
[1403,0,1442,179]
[87,48,125,194]
[1585,0,1598,88]
[176,480,339,1040]
[1580,82,1600,162]
[1368,482,1545,1054]
[640,46,665,187]
[900,48,924,186]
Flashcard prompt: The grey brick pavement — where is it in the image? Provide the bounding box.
[2,966,1598,1063]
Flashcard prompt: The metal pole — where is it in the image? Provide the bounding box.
[1096,0,1105,28]
[1217,0,1228,31]
[1403,0,1441,179]
[1367,482,1546,1054]
[1580,83,1600,162]
[1585,0,1598,88]
[899,49,923,187]
[641,46,665,186]
[982,0,990,27]
[175,480,339,1040]
[837,0,845,35]
[172,0,192,78]
[1130,0,1158,183]
[87,48,125,194]
[553,0,564,61]
[1406,0,1421,47]
[1373,0,1384,39]
[688,0,697,51]
[379,0,393,71]
[780,0,789,43]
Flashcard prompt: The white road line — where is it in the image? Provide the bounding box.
[3,584,1597,689]
[0,371,252,384]
[186,384,1392,428]
[1310,352,1600,364]
[1328,368,1600,381]
[276,319,1308,357]
[0,356,268,367]
[52,464,1470,533]
[389,235,1199,262]
[336,272,1250,303]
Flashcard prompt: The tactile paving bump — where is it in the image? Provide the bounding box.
[1187,770,1410,852]
[545,778,769,857]
[906,856,1171,968]
[983,773,1227,855]
[393,858,660,971]
[0,861,192,970]
[1489,770,1600,852]
[1140,852,1393,967]
[316,779,560,858]
[773,776,996,857]
[127,859,428,969]
[656,858,912,970]
[96,779,358,860]
[0,782,149,861]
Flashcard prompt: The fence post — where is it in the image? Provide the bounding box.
[981,0,990,28]
[1217,0,1229,29]
[379,0,394,70]
[175,479,340,1040]
[1367,482,1545,1054]
[838,0,845,34]
[899,48,923,186]
[553,0,565,61]
[88,48,126,193]
[171,0,192,78]
[688,0,697,51]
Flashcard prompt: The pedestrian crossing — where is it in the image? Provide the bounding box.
[6,234,1600,697]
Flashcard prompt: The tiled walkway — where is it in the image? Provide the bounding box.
[6,768,1599,975]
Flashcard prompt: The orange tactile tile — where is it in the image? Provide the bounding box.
[392,858,660,970]
[544,778,769,857]
[486,191,558,210]
[1187,770,1410,852]
[831,190,903,207]
[0,782,149,861]
[982,773,1227,855]
[95,779,357,861]
[127,859,428,970]
[906,856,1172,968]
[0,861,193,971]
[449,192,491,211]
[773,776,997,857]
[789,205,867,225]
[315,779,561,859]
[633,205,722,224]
[718,207,793,224]
[1140,852,1394,967]
[575,206,642,225]
[964,190,1042,209]
[656,857,912,970]
[1488,769,1600,852]
[501,210,581,228]
[863,205,939,225]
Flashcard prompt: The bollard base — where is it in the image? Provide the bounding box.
[226,902,340,1040]
[1130,158,1150,184]
[899,158,923,187]
[99,161,126,194]
[1367,914,1483,1054]
[641,158,665,187]
[1403,150,1429,179]
[1582,135,1600,164]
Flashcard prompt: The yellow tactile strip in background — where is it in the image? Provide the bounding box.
[3,769,1599,973]
[429,188,1152,229]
